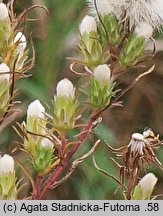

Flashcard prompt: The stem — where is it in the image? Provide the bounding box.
[35,112,97,199]
[61,135,66,157]
[32,175,43,199]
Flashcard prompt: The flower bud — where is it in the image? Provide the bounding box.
[0,3,9,21]
[132,173,158,200]
[40,138,53,149]
[0,154,14,174]
[79,15,97,35]
[56,78,75,98]
[0,63,10,81]
[0,154,17,199]
[94,64,111,83]
[89,64,115,110]
[25,100,46,156]
[139,173,157,194]
[27,100,45,119]
[135,22,153,40]
[137,173,158,200]
[54,79,78,132]
[14,32,27,55]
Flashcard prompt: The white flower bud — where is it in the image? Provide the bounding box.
[27,100,45,118]
[139,173,158,196]
[40,138,53,149]
[79,15,97,35]
[14,32,27,55]
[94,64,111,83]
[0,63,10,81]
[56,78,75,98]
[135,22,154,40]
[0,154,14,174]
[0,3,9,21]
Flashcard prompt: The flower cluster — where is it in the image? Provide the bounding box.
[20,78,78,175]
[0,2,29,120]
[0,0,162,201]
[0,3,27,70]
[23,100,54,174]
[81,0,163,69]
[79,16,116,109]
[76,0,163,111]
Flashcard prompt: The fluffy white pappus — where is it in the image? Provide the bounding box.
[40,138,53,149]
[122,0,163,29]
[0,154,15,174]
[79,15,97,34]
[87,0,114,17]
[94,64,111,83]
[132,133,144,141]
[27,100,45,118]
[0,63,10,81]
[14,32,27,55]
[135,22,154,40]
[0,3,9,21]
[56,78,75,98]
[87,0,163,30]
[139,173,158,194]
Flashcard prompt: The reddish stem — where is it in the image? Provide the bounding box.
[61,135,66,157]
[34,112,97,199]
[32,175,43,199]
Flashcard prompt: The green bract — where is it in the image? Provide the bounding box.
[33,146,54,174]
[131,184,153,200]
[53,96,78,133]
[89,78,115,110]
[79,32,105,68]
[0,20,11,48]
[0,171,17,200]
[24,116,46,156]
[0,78,10,117]
[119,33,145,67]
[100,15,122,47]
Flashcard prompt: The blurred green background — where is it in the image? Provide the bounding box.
[1,0,163,199]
